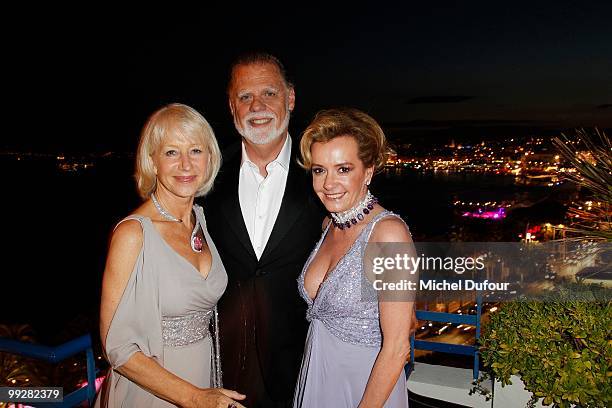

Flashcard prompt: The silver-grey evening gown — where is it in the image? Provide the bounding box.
[294,210,409,408]
[95,205,227,408]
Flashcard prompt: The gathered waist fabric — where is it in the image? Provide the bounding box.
[307,311,382,348]
[162,310,213,347]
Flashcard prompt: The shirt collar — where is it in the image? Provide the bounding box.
[275,133,292,170]
[241,133,292,171]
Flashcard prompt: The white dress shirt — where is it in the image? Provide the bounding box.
[239,135,291,259]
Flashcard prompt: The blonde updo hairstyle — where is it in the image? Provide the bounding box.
[135,103,221,199]
[300,107,389,172]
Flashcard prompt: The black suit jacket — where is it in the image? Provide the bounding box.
[203,138,324,402]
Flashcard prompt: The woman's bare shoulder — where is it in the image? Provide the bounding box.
[370,214,412,243]
[110,218,144,252]
[111,201,151,246]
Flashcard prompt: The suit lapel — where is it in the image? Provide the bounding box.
[218,154,258,261]
[259,157,308,262]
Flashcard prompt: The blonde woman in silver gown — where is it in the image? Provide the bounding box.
[96,104,245,408]
[294,108,416,407]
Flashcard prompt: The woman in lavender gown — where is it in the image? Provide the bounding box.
[96,104,245,408]
[294,108,416,407]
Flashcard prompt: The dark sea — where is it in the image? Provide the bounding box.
[0,156,573,343]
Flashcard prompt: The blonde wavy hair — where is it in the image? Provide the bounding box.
[300,107,389,172]
[135,103,221,199]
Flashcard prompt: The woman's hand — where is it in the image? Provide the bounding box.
[188,388,246,408]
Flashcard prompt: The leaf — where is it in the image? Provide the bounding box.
[479,278,612,408]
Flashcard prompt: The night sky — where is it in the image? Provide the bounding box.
[4,2,611,153]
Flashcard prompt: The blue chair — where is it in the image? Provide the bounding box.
[405,292,482,380]
[0,334,98,407]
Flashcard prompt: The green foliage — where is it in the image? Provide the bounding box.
[479,283,612,407]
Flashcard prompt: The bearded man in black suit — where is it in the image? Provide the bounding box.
[204,52,324,408]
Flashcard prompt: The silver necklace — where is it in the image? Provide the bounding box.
[151,193,203,253]
[151,193,182,222]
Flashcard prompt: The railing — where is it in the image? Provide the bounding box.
[405,292,482,380]
[0,334,97,407]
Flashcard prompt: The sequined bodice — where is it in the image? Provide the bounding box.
[298,211,400,347]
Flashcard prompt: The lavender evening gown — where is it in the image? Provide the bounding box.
[294,211,409,408]
[95,205,227,407]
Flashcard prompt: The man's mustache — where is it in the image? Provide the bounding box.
[243,112,277,122]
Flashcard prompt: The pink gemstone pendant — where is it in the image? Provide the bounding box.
[191,235,203,252]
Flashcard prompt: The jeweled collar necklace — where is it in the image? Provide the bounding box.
[330,190,378,230]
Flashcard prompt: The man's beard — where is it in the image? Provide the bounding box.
[234,105,290,145]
